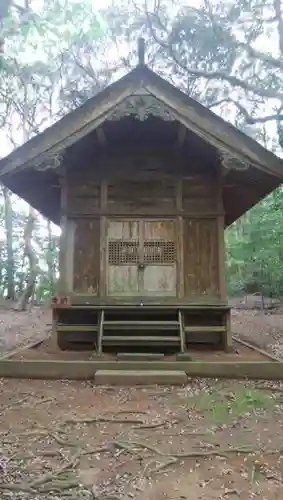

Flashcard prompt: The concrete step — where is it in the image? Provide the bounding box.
[94,370,187,386]
[117,353,165,361]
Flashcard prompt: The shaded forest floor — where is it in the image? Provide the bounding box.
[232,309,283,359]
[0,305,51,357]
[0,307,283,498]
[1,378,283,499]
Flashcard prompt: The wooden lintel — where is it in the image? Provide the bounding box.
[67,211,225,219]
[97,127,107,147]
[177,124,187,148]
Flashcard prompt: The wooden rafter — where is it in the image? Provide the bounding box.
[177,124,187,148]
[96,127,107,147]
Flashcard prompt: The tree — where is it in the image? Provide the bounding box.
[16,206,37,310]
[0,0,106,307]
[2,186,14,299]
[139,0,283,127]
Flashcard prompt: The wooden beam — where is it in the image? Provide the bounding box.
[96,127,107,147]
[177,124,187,148]
[233,336,282,362]
[0,339,44,360]
[0,359,282,380]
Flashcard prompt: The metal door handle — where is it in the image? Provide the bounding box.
[138,263,145,269]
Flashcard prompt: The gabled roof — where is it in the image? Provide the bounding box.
[0,63,283,224]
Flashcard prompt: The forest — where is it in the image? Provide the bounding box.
[0,0,283,306]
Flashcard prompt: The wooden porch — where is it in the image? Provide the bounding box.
[52,303,231,354]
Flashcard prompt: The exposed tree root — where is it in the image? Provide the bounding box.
[5,396,30,410]
[0,483,35,493]
[0,445,112,495]
[146,457,179,475]
[11,450,63,460]
[133,422,166,429]
[107,410,148,415]
[256,385,283,394]
[82,446,110,456]
[114,439,255,458]
[222,488,240,497]
[65,416,144,425]
[112,439,258,476]
[49,431,78,447]
[38,479,80,492]
[34,397,53,405]
[29,452,80,487]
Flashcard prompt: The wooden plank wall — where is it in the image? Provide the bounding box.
[62,150,223,298]
[183,218,220,298]
[73,219,100,293]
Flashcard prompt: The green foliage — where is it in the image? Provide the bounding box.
[194,389,272,423]
[277,123,283,150]
[226,187,283,297]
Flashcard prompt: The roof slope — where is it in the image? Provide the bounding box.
[0,64,283,223]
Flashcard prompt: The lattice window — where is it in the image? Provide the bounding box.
[144,240,176,264]
[108,240,139,265]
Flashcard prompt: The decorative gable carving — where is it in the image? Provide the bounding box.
[108,93,176,122]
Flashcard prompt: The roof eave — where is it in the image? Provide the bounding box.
[0,65,283,182]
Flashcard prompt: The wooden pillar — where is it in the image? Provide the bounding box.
[99,180,108,296]
[217,215,228,302]
[58,171,75,295]
[176,178,184,299]
[49,308,59,352]
[217,166,232,350]
[58,170,68,295]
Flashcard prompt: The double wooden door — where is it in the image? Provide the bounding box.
[107,219,177,297]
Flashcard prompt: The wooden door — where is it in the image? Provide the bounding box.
[142,220,177,296]
[107,220,140,296]
[107,219,177,298]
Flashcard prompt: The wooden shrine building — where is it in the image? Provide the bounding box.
[1,41,283,355]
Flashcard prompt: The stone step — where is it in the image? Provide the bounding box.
[94,370,187,386]
[116,353,165,361]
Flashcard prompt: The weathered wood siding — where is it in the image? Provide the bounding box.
[107,179,176,214]
[183,218,219,297]
[183,174,217,213]
[67,181,100,217]
[61,149,223,300]
[73,219,100,294]
[65,150,221,217]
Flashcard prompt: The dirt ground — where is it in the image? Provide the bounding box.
[0,306,283,498]
[1,378,283,499]
[0,305,51,357]
[232,309,283,359]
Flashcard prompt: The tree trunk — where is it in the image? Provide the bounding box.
[16,207,37,311]
[2,186,15,300]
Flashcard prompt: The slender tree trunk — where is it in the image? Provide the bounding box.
[15,82,39,310]
[2,186,15,300]
[16,207,37,311]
